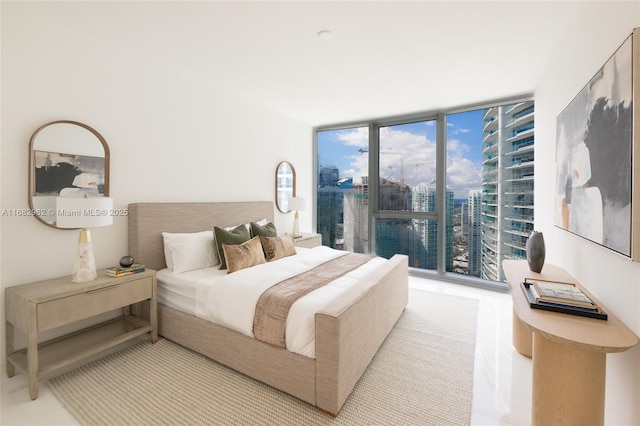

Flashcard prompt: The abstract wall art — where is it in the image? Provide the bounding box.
[555,28,640,261]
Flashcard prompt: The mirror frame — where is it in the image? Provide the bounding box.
[275,161,296,213]
[28,120,110,228]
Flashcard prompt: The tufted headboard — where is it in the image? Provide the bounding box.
[128,201,275,271]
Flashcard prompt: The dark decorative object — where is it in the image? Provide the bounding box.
[119,255,134,268]
[526,231,545,273]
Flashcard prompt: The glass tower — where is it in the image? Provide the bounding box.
[481,102,535,281]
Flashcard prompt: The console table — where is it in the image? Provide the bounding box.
[503,260,638,426]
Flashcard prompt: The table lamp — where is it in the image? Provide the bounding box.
[287,196,306,238]
[56,196,113,282]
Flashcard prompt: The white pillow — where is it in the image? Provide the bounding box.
[162,231,218,273]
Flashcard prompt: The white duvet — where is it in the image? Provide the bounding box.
[190,246,386,358]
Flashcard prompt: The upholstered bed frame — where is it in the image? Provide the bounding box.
[128,201,408,415]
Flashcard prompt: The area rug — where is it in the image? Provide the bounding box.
[49,289,478,425]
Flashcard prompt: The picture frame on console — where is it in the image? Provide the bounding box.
[555,28,640,261]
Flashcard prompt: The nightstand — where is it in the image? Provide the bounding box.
[293,233,322,248]
[4,269,157,399]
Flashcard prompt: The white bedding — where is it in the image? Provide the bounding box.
[157,266,226,315]
[157,246,386,358]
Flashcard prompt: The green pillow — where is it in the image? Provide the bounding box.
[250,221,278,238]
[214,224,251,269]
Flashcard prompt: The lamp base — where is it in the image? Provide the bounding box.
[71,229,97,283]
[292,211,301,239]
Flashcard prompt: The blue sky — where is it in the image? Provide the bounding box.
[318,109,484,198]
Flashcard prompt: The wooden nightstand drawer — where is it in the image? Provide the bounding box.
[37,277,152,332]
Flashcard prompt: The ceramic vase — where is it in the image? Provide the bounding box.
[525,231,545,273]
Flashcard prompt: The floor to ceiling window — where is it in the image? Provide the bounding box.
[316,127,369,251]
[315,97,534,287]
[446,110,484,277]
[375,120,441,270]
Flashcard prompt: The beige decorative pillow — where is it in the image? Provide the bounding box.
[260,233,297,262]
[222,236,266,273]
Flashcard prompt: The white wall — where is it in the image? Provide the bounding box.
[0,3,311,362]
[535,3,640,424]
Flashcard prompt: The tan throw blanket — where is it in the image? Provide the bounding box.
[253,252,374,348]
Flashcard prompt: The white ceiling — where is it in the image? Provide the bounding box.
[42,1,595,127]
[165,0,586,127]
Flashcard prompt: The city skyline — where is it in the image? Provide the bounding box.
[317,110,484,198]
[317,100,535,282]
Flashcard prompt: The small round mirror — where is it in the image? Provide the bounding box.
[275,161,296,213]
[28,120,110,228]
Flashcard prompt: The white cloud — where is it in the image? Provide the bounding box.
[336,127,368,147]
[333,125,483,198]
[344,153,369,186]
[447,154,482,198]
[379,127,437,185]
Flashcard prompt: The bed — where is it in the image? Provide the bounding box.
[128,201,408,415]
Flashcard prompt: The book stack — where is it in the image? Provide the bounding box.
[107,263,146,278]
[521,278,607,320]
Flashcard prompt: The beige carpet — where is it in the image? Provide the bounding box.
[49,289,478,425]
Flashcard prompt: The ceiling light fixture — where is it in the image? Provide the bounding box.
[317,30,333,40]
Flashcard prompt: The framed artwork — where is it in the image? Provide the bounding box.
[555,28,640,261]
[34,150,106,197]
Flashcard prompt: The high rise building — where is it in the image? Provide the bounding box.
[342,181,368,253]
[481,102,534,281]
[411,182,454,270]
[375,179,411,260]
[318,165,339,188]
[317,165,346,248]
[467,190,483,277]
[318,165,371,252]
[460,201,468,236]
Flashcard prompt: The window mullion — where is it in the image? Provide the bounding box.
[436,112,446,275]
[369,123,379,254]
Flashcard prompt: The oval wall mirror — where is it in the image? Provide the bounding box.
[275,161,296,213]
[28,120,110,228]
